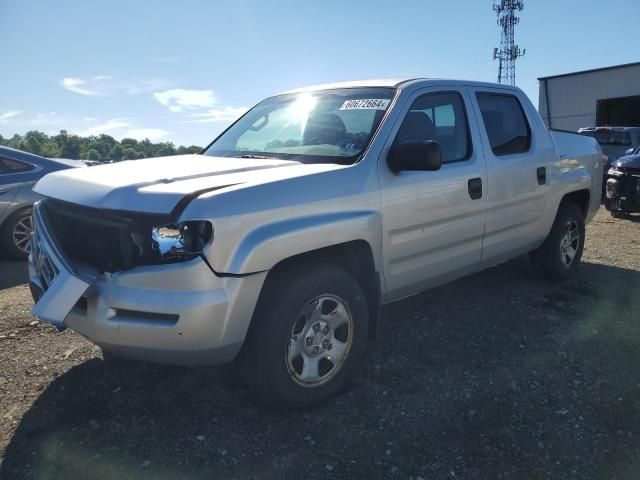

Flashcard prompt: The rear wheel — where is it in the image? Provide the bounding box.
[530,203,585,281]
[243,264,369,409]
[0,208,33,260]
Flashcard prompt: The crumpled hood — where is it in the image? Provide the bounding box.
[612,153,640,169]
[34,154,344,215]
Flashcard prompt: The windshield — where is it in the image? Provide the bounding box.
[203,87,395,164]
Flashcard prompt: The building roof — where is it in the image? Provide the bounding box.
[538,61,640,81]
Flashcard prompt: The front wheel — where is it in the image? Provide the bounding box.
[530,203,585,281]
[243,264,369,409]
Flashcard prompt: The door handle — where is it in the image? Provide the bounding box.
[537,166,547,185]
[468,177,482,200]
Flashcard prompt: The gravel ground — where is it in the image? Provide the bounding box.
[1,207,639,479]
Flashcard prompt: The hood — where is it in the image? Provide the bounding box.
[34,154,345,216]
[600,144,631,161]
[612,153,640,169]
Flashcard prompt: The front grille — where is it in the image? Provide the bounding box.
[42,199,171,273]
[31,220,59,291]
[614,169,640,210]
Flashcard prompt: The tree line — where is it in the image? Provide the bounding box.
[0,130,203,162]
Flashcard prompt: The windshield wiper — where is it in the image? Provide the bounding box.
[235,154,273,159]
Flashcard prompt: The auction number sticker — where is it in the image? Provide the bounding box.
[340,99,390,110]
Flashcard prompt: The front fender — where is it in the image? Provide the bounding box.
[221,210,383,275]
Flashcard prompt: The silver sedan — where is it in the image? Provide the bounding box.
[0,146,86,259]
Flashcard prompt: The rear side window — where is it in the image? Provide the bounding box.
[394,91,471,163]
[476,93,531,156]
[0,157,34,174]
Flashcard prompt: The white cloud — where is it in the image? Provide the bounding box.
[0,110,21,124]
[80,118,133,136]
[124,128,171,141]
[185,105,248,123]
[153,89,217,112]
[61,76,165,96]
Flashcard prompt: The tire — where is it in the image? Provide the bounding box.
[243,264,369,409]
[0,208,33,260]
[530,202,585,281]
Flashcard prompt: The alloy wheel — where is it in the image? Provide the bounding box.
[285,295,354,387]
[559,219,579,267]
[12,214,33,254]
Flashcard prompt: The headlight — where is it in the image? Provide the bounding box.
[152,221,212,261]
[608,167,624,177]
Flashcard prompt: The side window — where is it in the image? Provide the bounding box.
[0,157,34,174]
[475,93,531,156]
[394,91,471,163]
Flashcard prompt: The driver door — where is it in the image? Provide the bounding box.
[379,87,488,299]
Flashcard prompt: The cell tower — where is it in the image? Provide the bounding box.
[492,0,526,85]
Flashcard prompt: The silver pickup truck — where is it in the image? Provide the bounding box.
[28,79,603,408]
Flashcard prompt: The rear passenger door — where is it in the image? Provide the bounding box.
[470,88,552,266]
[379,87,488,299]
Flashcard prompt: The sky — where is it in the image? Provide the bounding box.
[1,0,638,147]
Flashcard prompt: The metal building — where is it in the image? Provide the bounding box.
[538,62,640,131]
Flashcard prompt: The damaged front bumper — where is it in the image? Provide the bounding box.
[28,202,267,366]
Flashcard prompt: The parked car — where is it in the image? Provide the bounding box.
[578,126,640,167]
[605,145,640,218]
[578,127,639,197]
[28,79,603,408]
[0,146,87,259]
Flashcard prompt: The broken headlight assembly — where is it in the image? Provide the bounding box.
[152,221,213,262]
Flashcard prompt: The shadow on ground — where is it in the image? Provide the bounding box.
[0,261,28,290]
[2,259,640,479]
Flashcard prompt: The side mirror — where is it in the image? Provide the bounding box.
[387,140,443,172]
[624,148,634,156]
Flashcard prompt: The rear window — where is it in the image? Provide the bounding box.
[476,93,531,156]
[0,157,35,174]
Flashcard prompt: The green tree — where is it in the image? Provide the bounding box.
[110,144,123,161]
[138,138,153,157]
[122,148,138,160]
[121,138,138,149]
[85,149,101,161]
[2,130,200,161]
[40,142,62,158]
[155,142,176,157]
[54,130,82,159]
[18,131,48,156]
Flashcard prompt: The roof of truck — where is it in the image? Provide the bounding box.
[280,78,519,95]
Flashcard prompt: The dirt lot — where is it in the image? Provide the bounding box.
[1,207,639,479]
